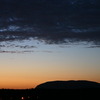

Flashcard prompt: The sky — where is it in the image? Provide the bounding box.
[0,0,100,89]
[0,39,100,89]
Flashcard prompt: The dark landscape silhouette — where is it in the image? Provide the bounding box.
[0,80,100,100]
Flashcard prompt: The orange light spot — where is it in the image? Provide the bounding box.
[21,97,24,100]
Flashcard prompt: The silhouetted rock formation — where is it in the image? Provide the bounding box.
[0,80,100,100]
[35,80,100,100]
[36,80,100,89]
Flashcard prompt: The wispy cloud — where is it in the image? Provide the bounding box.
[0,0,100,51]
[0,50,34,54]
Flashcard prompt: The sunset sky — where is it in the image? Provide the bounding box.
[0,39,100,89]
[0,0,100,89]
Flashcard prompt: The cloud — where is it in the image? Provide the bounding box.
[86,45,100,48]
[0,50,34,54]
[0,0,100,47]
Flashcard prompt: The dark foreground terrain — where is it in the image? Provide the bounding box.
[0,80,100,100]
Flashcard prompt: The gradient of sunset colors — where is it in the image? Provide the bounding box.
[0,0,100,90]
[0,40,100,89]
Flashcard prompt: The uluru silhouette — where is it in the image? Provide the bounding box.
[36,80,100,89]
[0,80,99,100]
[35,80,100,100]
